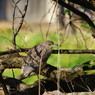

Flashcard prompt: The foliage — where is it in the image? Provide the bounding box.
[1,28,95,83]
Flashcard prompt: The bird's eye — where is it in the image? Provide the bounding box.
[48,43,52,45]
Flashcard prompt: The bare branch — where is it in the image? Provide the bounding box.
[0,54,24,69]
[1,49,95,56]
[67,0,95,11]
[12,0,29,49]
[12,0,21,49]
[0,48,29,56]
[52,49,95,54]
[0,49,95,73]
[53,0,95,34]
[0,74,9,95]
[0,64,95,94]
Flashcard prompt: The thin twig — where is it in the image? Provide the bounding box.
[12,0,29,49]
[46,3,57,40]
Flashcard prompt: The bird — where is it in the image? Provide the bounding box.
[22,41,58,77]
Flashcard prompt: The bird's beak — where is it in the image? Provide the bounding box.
[53,44,61,47]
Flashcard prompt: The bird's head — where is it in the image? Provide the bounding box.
[41,41,61,50]
[42,41,54,48]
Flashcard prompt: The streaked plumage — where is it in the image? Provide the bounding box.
[22,41,54,77]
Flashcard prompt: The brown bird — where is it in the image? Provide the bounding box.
[22,41,58,77]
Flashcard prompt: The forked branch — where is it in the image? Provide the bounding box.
[12,0,29,49]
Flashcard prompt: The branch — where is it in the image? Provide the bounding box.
[67,0,95,11]
[0,53,24,73]
[0,49,95,76]
[0,74,9,95]
[52,49,95,54]
[12,0,29,49]
[4,77,32,95]
[0,63,94,95]
[53,0,95,33]
[1,49,95,56]
[0,48,29,56]
[0,58,95,94]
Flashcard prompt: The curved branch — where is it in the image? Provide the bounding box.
[53,0,95,32]
[68,0,95,11]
